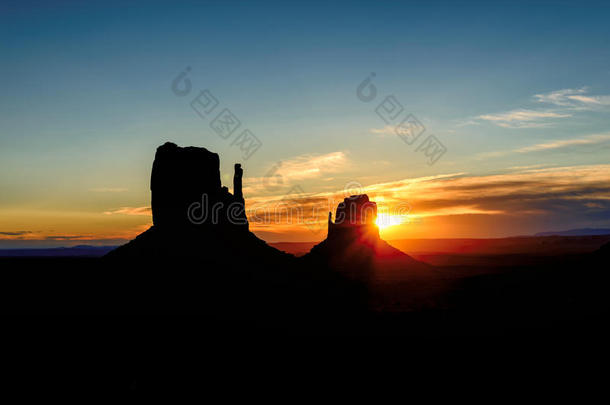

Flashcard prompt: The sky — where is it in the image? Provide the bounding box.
[1,0,610,247]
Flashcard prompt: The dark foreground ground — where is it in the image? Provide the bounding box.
[4,251,608,337]
[2,246,608,396]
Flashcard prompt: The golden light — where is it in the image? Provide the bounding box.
[375,213,405,230]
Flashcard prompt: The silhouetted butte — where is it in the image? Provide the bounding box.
[304,194,429,282]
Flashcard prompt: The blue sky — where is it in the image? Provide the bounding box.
[1,1,610,245]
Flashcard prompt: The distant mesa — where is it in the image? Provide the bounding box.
[0,245,116,258]
[534,228,610,237]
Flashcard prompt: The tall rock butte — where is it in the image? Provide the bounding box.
[105,142,279,262]
[150,142,247,230]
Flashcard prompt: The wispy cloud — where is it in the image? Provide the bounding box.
[508,164,550,170]
[515,133,610,153]
[45,234,92,240]
[477,132,610,159]
[534,87,610,110]
[0,231,95,241]
[90,187,128,192]
[104,206,151,216]
[277,151,347,180]
[477,109,571,128]
[243,151,349,195]
[0,230,32,236]
[246,165,610,236]
[370,125,397,136]
[471,87,610,129]
[455,119,481,127]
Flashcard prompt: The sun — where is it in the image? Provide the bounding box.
[375,213,405,230]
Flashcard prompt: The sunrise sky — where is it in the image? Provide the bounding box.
[2,1,610,247]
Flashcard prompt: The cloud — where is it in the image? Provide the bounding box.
[276,151,348,180]
[471,87,610,129]
[244,165,610,236]
[371,165,610,221]
[477,109,571,128]
[508,164,550,170]
[370,125,397,136]
[455,119,481,127]
[245,172,469,229]
[534,87,610,110]
[89,187,128,192]
[477,132,610,159]
[0,230,48,241]
[104,206,151,216]
[45,235,91,240]
[243,151,349,195]
[514,133,610,153]
[0,231,32,236]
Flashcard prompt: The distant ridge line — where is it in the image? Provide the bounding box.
[534,228,610,236]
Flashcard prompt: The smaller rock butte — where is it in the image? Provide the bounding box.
[327,194,379,241]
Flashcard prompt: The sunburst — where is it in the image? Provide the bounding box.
[375,213,405,230]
